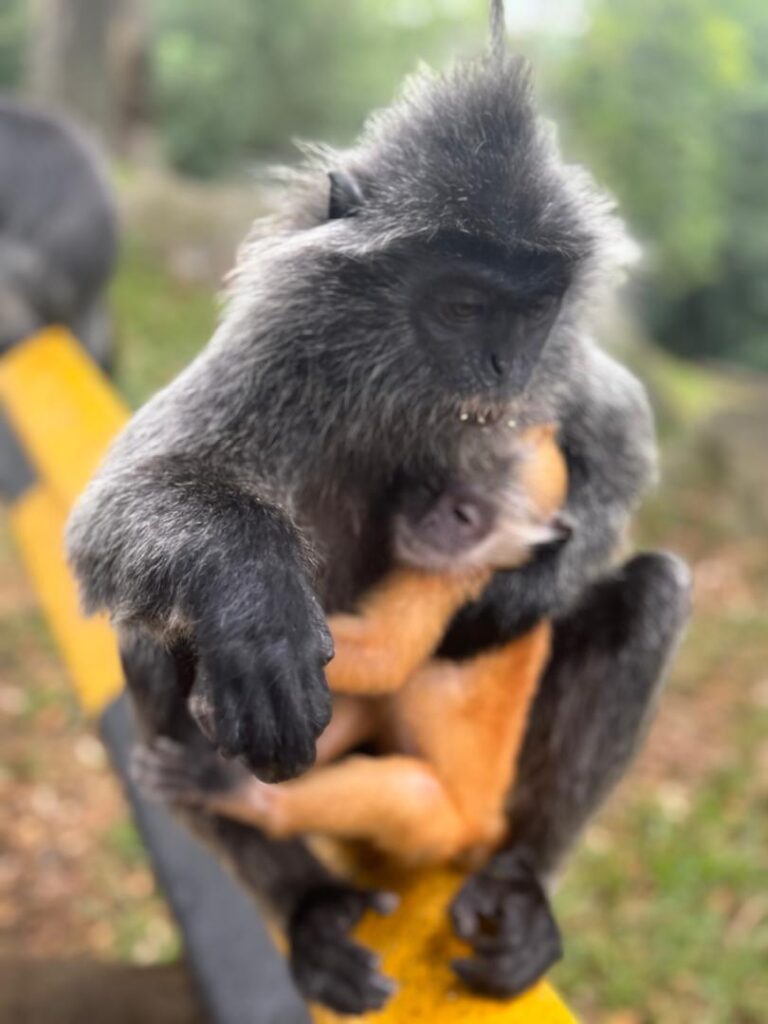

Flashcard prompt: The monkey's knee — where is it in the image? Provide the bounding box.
[605,551,691,707]
[508,551,691,875]
[619,551,692,641]
[268,755,471,863]
[559,550,691,702]
[370,760,482,864]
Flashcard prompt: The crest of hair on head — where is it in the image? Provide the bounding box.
[489,0,507,63]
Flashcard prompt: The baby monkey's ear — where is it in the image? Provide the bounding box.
[327,170,365,219]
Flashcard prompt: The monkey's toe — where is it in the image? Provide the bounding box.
[130,737,243,808]
[130,740,203,805]
[289,885,397,1014]
[450,853,562,997]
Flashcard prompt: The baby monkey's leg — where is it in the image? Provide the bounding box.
[240,755,471,864]
[134,693,379,809]
[397,622,552,839]
[136,740,468,862]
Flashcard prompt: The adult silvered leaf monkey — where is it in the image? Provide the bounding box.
[67,0,691,1012]
[0,99,117,369]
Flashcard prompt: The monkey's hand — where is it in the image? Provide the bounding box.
[450,850,562,997]
[186,553,334,783]
[289,884,398,1014]
[68,453,333,782]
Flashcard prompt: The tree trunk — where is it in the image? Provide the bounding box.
[25,0,149,156]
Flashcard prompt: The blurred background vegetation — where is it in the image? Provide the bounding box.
[0,2,766,1023]
[3,0,767,371]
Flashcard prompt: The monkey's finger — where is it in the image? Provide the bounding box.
[305,968,394,1017]
[450,879,500,940]
[302,668,333,734]
[130,741,191,779]
[238,654,326,778]
[266,658,329,751]
[187,683,219,746]
[460,895,533,955]
[325,890,381,932]
[152,736,189,759]
[452,890,562,996]
[317,954,395,1015]
[451,898,481,940]
[130,766,203,804]
[332,969,396,1015]
[293,939,395,1013]
[129,744,207,802]
[367,890,400,917]
[452,949,554,999]
[332,888,397,930]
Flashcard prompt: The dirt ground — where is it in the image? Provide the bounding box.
[0,520,205,1022]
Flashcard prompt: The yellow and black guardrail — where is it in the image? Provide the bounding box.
[0,327,576,1024]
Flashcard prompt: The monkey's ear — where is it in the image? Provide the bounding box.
[327,170,364,219]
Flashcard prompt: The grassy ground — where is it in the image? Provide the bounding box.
[1,200,767,1022]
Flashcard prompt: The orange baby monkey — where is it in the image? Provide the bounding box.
[134,425,569,866]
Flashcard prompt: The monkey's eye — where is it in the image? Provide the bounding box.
[433,290,490,327]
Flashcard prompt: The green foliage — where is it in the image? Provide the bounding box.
[0,0,26,89]
[110,238,218,407]
[661,92,768,369]
[148,0,767,369]
[556,0,744,292]
[550,0,768,370]
[152,0,484,178]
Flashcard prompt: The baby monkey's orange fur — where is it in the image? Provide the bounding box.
[202,425,567,864]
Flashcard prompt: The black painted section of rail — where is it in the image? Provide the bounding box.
[0,407,35,502]
[101,693,311,1024]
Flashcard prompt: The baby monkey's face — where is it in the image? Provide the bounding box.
[392,425,572,574]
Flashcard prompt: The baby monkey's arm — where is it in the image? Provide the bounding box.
[326,567,490,696]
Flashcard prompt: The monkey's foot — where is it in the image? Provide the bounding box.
[450,850,562,997]
[290,884,398,1015]
[130,737,250,809]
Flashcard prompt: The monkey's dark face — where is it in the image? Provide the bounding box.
[408,242,569,406]
[239,53,626,450]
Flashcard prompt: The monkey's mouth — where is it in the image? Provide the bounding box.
[457,396,517,428]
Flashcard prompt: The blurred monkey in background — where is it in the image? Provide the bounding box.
[0,99,117,368]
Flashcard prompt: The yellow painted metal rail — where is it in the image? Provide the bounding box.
[0,328,126,713]
[0,327,575,1023]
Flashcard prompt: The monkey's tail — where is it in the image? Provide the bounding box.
[489,0,507,62]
